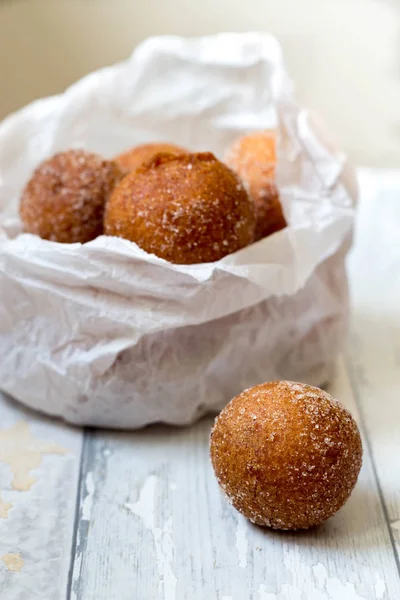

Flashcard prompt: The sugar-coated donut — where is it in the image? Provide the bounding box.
[104,151,256,264]
[225,131,286,241]
[210,381,362,530]
[20,149,123,244]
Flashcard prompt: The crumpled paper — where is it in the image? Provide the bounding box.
[0,33,356,428]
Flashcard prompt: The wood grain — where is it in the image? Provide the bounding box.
[0,393,83,600]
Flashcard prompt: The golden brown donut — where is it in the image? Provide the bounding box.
[115,142,188,174]
[225,130,286,241]
[210,381,362,530]
[19,149,123,244]
[104,151,256,264]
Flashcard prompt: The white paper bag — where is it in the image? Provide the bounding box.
[0,33,356,428]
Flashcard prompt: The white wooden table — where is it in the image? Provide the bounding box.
[0,169,399,600]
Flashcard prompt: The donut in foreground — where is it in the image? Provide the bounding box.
[225,130,286,241]
[210,381,362,530]
[104,151,256,264]
[115,142,188,174]
[20,149,123,244]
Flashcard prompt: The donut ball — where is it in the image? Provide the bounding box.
[20,149,123,244]
[115,142,188,174]
[210,381,362,530]
[225,130,286,241]
[104,152,256,264]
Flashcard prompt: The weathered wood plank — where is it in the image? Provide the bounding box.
[347,170,400,563]
[0,392,83,600]
[71,357,400,599]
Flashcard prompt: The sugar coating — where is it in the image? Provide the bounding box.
[210,381,363,530]
[104,152,256,264]
[19,149,123,244]
[225,130,287,241]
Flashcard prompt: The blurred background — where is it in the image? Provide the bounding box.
[0,0,399,166]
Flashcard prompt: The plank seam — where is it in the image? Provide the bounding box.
[65,429,88,600]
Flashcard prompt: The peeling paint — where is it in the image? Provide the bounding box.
[0,491,12,519]
[1,553,24,572]
[0,421,68,491]
[258,584,277,600]
[126,475,177,600]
